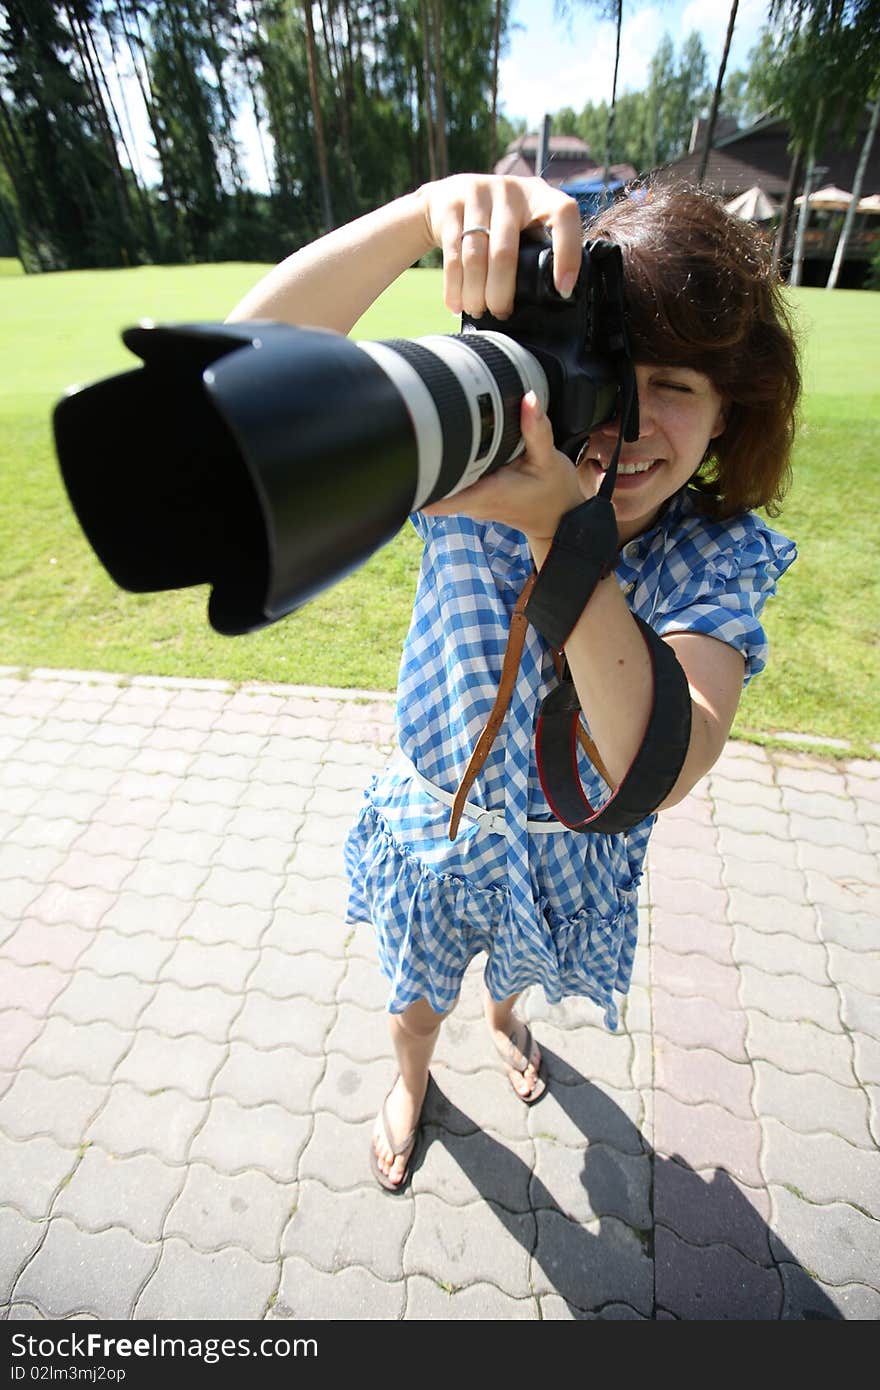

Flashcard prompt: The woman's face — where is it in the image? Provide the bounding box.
[580,362,727,543]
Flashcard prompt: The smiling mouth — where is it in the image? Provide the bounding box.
[591,458,661,477]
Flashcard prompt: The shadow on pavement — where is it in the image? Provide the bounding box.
[421,1059,842,1320]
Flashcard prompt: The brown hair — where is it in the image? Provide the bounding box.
[587,182,801,519]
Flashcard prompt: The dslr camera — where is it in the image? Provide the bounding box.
[54,236,638,635]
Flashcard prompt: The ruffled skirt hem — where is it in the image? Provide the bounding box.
[344,801,640,1031]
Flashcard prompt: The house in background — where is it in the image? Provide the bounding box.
[497,113,880,286]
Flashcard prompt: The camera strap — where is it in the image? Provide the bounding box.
[448,367,690,839]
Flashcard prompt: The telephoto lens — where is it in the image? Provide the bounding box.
[54,319,549,637]
[54,238,631,636]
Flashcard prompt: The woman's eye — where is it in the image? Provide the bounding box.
[657,381,692,393]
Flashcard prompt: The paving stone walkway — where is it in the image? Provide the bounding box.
[0,667,878,1321]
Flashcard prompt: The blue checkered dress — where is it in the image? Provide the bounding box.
[344,486,796,1028]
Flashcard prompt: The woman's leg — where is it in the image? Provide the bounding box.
[373,997,450,1186]
[482,988,543,1099]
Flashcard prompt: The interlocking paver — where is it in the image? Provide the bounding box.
[0,960,68,1018]
[654,1158,772,1263]
[816,906,880,953]
[530,1209,652,1314]
[753,1062,873,1148]
[726,888,818,941]
[2,672,878,1320]
[769,1186,880,1288]
[160,938,258,994]
[0,1010,46,1070]
[135,1237,277,1320]
[717,826,799,869]
[411,1124,534,1211]
[78,927,176,982]
[166,1163,294,1261]
[405,1192,533,1298]
[189,1097,311,1181]
[0,1208,46,1300]
[650,911,734,966]
[737,966,843,1031]
[778,1264,877,1320]
[406,1275,537,1318]
[653,1093,763,1186]
[760,1118,880,1218]
[100,893,190,940]
[723,856,808,903]
[655,1227,782,1319]
[213,1042,324,1113]
[14,1217,156,1320]
[22,1017,132,1084]
[805,870,880,918]
[652,944,741,1010]
[180,900,271,950]
[50,970,154,1030]
[52,1146,184,1241]
[271,1256,404,1321]
[0,1071,105,1146]
[654,1040,755,1119]
[532,1138,651,1228]
[652,988,748,1060]
[249,946,345,1003]
[231,991,334,1055]
[4,919,92,972]
[283,1180,410,1280]
[86,1083,207,1163]
[0,1133,77,1219]
[838,983,880,1040]
[852,1034,880,1087]
[114,1029,226,1099]
[137,981,241,1043]
[540,1295,646,1319]
[826,943,880,994]
[732,923,829,985]
[745,1012,855,1086]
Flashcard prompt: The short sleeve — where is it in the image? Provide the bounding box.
[652,517,797,686]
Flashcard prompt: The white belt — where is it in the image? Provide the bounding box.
[403,758,569,836]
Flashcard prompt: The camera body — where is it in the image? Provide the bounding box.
[53,236,639,635]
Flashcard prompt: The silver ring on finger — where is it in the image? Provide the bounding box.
[461,224,491,239]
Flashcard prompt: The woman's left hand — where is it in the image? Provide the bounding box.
[422,391,594,543]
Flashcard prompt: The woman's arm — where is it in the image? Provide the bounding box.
[225,175,584,334]
[424,393,744,807]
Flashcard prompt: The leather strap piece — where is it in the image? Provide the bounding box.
[448,570,537,840]
[523,495,619,650]
[535,617,692,834]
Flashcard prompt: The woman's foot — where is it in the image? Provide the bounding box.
[485,1006,545,1103]
[371,1072,429,1189]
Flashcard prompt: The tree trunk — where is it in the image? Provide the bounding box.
[601,0,622,203]
[789,98,824,287]
[431,0,448,178]
[772,143,803,274]
[696,0,739,186]
[303,0,335,231]
[420,0,437,181]
[827,94,879,289]
[488,0,502,172]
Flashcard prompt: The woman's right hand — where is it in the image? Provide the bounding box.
[415,174,584,321]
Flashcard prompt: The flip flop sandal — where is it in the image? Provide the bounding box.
[497,1022,547,1105]
[369,1075,423,1194]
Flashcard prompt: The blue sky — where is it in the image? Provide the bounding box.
[498,0,770,129]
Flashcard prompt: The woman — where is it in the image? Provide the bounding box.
[228,174,800,1192]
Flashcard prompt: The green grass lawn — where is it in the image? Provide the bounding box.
[1,262,877,754]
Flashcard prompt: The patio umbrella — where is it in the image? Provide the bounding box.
[724,186,776,221]
[794,184,853,209]
[857,193,880,213]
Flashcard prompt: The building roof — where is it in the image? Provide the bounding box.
[653,146,791,198]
